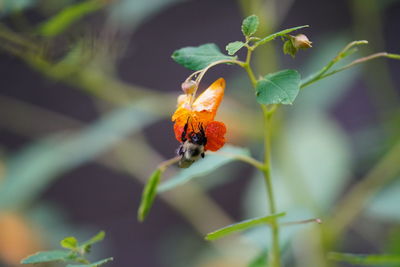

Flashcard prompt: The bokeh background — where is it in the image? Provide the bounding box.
[1,0,400,266]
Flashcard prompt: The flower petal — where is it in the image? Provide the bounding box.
[193,78,225,117]
[205,121,226,151]
[173,122,184,142]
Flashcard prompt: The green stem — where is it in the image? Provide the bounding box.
[262,105,281,267]
[212,151,265,170]
[243,48,257,87]
[241,46,281,267]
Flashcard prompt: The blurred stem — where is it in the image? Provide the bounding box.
[0,24,174,109]
[330,139,400,238]
[351,0,400,117]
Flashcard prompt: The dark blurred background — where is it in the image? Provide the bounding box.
[1,0,400,266]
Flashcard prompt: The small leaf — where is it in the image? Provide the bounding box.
[256,25,309,46]
[158,145,250,192]
[137,169,163,221]
[171,43,236,71]
[39,0,106,37]
[205,212,285,241]
[61,237,78,249]
[283,40,297,57]
[21,250,72,264]
[241,15,259,37]
[256,69,301,105]
[80,231,105,253]
[328,252,400,265]
[66,257,114,267]
[226,41,246,55]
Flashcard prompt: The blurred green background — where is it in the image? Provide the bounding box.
[0,0,400,266]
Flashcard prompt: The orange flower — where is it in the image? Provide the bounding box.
[172,78,227,151]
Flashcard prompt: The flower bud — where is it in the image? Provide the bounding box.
[181,80,197,94]
[292,34,312,49]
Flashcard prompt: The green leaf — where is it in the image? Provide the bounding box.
[60,237,78,250]
[328,252,400,265]
[248,250,268,267]
[283,40,297,57]
[256,69,301,105]
[21,250,72,264]
[39,0,106,37]
[171,43,236,71]
[138,169,163,222]
[80,231,105,252]
[0,105,158,210]
[256,25,309,47]
[226,41,246,55]
[158,145,250,192]
[241,15,259,37]
[66,257,113,267]
[206,212,285,241]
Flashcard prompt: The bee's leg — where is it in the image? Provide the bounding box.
[177,145,184,156]
[181,122,188,142]
[201,152,205,158]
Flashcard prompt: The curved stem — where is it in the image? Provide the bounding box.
[188,59,244,106]
[211,151,265,170]
[242,48,257,87]
[300,50,400,89]
[157,156,180,172]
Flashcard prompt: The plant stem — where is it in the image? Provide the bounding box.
[242,48,257,87]
[262,105,281,267]
[188,59,244,106]
[212,151,265,170]
[242,46,281,267]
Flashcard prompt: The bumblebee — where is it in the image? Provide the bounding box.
[177,121,207,168]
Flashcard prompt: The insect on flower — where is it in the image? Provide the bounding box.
[172,78,227,168]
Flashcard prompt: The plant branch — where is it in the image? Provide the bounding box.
[212,151,265,170]
[242,48,257,87]
[319,52,400,80]
[157,156,181,172]
[300,40,368,89]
